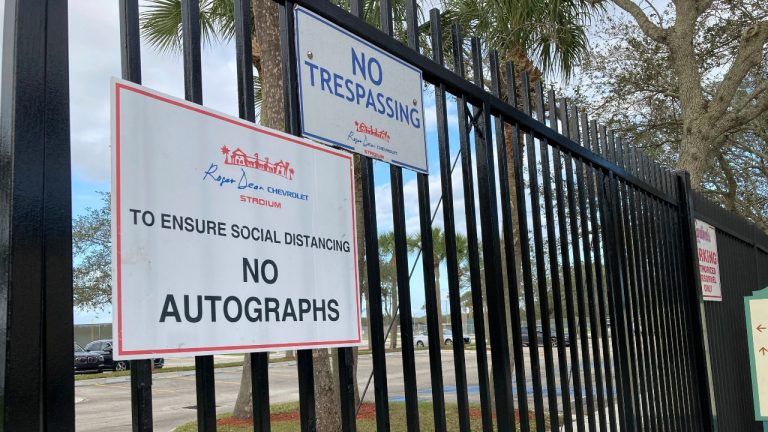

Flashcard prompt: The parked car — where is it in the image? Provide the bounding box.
[413,333,428,347]
[75,343,103,373]
[443,330,472,345]
[85,339,164,371]
[413,331,472,347]
[520,326,571,347]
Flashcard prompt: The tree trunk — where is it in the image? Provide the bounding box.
[435,260,445,345]
[252,0,284,131]
[390,274,399,349]
[233,0,283,419]
[354,154,370,352]
[677,129,711,189]
[232,2,350,427]
[389,284,400,349]
[314,349,342,431]
[233,354,255,419]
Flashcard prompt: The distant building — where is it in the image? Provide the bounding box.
[74,323,112,347]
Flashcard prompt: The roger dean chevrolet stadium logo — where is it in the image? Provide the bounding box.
[203,145,309,209]
[221,145,295,180]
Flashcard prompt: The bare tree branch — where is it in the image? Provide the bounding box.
[717,83,768,135]
[612,0,669,43]
[709,20,768,123]
[643,0,664,27]
[696,0,715,15]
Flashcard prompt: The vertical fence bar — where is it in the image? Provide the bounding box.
[531,82,561,432]
[296,351,316,432]
[493,56,527,431]
[661,197,692,431]
[431,10,472,432]
[638,155,662,432]
[586,120,618,432]
[546,92,573,432]
[499,62,531,432]
[667,172,698,429]
[119,0,142,83]
[565,107,596,432]
[600,168,636,431]
[347,6,390,432]
[516,70,547,432]
[250,355,271,432]
[625,149,658,432]
[642,159,673,431]
[471,39,515,431]
[451,23,493,432]
[666,171,694,430]
[436,22,475,432]
[39,10,74,430]
[360,106,390,432]
[577,112,608,432]
[655,167,686,430]
[383,0,421,429]
[278,3,318,431]
[129,360,154,432]
[418,164,448,432]
[337,347,357,432]
[345,2,363,431]
[234,0,255,124]
[232,1,273,430]
[676,171,716,431]
[361,158,389,431]
[392,160,421,432]
[637,186,664,432]
[656,191,686,431]
[662,167,689,431]
[558,100,587,432]
[118,1,154,429]
[350,0,363,17]
[180,1,217,429]
[613,139,646,431]
[408,11,450,430]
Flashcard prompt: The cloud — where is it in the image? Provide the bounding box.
[68,1,240,183]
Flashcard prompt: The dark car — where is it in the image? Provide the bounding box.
[520,326,571,347]
[75,343,104,373]
[85,339,164,371]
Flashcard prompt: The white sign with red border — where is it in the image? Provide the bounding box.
[695,219,722,301]
[111,79,361,359]
[294,6,428,173]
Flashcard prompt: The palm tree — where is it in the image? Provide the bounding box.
[441,0,602,81]
[377,231,399,348]
[407,227,469,345]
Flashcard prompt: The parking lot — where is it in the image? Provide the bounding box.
[76,344,610,431]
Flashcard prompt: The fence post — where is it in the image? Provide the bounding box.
[1,0,73,431]
[675,171,717,431]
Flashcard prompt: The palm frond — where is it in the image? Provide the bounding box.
[140,0,238,53]
[442,0,603,80]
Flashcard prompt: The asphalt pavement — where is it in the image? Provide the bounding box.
[75,344,610,431]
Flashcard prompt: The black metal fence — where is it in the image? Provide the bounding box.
[695,194,768,432]
[4,0,764,431]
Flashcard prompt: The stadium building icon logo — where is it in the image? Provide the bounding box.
[220,145,295,180]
